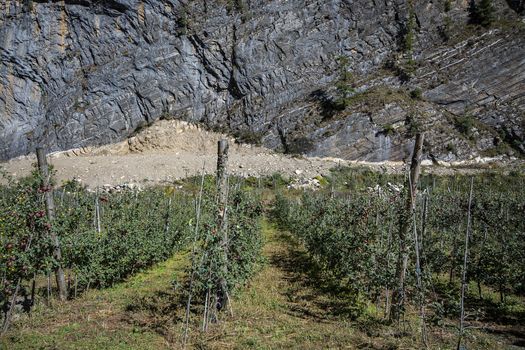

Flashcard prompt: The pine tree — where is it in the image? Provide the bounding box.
[469,0,495,27]
[477,0,495,27]
[468,0,478,23]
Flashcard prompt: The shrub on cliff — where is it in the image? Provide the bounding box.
[469,0,495,27]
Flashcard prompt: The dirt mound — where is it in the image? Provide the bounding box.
[52,120,268,158]
[127,121,233,154]
[2,120,519,189]
[0,120,349,188]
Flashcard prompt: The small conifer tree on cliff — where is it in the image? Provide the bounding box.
[469,0,495,27]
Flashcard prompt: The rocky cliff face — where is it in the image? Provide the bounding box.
[0,0,524,161]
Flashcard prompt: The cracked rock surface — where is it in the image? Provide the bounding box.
[0,0,524,161]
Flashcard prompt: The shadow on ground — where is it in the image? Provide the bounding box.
[269,229,375,322]
[124,288,187,341]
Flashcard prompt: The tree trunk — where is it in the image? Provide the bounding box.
[477,280,482,300]
[457,178,474,350]
[216,139,230,313]
[411,180,428,346]
[390,133,424,322]
[36,147,68,301]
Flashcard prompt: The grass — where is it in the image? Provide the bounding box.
[1,254,189,350]
[194,219,363,349]
[341,86,415,114]
[2,216,524,349]
[196,219,525,349]
[1,219,368,349]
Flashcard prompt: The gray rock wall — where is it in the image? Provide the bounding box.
[0,0,523,161]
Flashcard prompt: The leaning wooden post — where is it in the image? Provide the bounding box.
[36,147,68,301]
[390,133,424,322]
[216,139,230,313]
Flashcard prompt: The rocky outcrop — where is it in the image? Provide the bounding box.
[301,25,525,161]
[420,28,525,155]
[0,0,524,161]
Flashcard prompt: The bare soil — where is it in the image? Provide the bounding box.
[1,120,520,188]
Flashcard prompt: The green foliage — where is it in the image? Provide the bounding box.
[382,124,396,136]
[410,88,423,100]
[403,4,416,54]
[385,59,418,83]
[1,170,264,319]
[454,114,475,138]
[405,114,423,137]
[177,4,191,36]
[234,129,264,146]
[0,169,57,301]
[444,0,452,12]
[57,188,194,289]
[328,166,404,193]
[224,0,251,22]
[264,173,291,189]
[271,170,525,320]
[497,125,525,157]
[446,142,457,154]
[226,0,247,14]
[440,16,453,41]
[21,0,35,12]
[477,0,495,27]
[272,192,400,318]
[334,56,356,110]
[188,186,264,301]
[469,0,495,27]
[0,171,195,303]
[314,175,329,186]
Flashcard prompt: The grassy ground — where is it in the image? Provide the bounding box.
[190,219,365,349]
[2,218,524,349]
[0,253,189,350]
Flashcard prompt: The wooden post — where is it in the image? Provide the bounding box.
[217,139,229,204]
[164,196,172,238]
[409,133,424,209]
[457,178,474,350]
[36,147,68,301]
[1,279,21,335]
[182,165,206,345]
[94,190,101,234]
[410,174,428,347]
[390,133,424,322]
[384,208,393,319]
[420,192,429,268]
[216,139,230,313]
